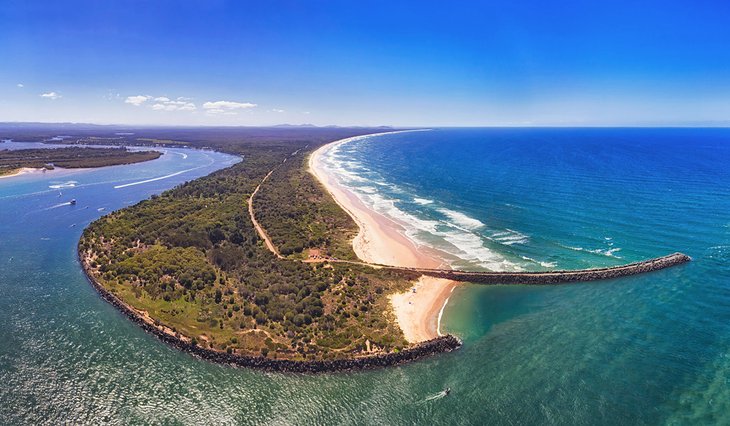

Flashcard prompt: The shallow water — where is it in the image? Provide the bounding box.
[1,130,729,424]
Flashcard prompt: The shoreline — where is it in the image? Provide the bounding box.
[79,248,461,373]
[309,130,460,343]
[0,167,41,179]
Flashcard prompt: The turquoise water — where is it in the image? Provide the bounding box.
[1,129,729,424]
[320,128,730,424]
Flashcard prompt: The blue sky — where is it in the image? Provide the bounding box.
[1,0,729,126]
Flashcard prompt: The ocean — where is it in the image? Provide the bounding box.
[1,128,729,424]
[318,128,730,424]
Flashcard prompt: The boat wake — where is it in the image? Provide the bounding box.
[44,201,74,210]
[420,390,450,403]
[113,167,198,189]
[49,181,78,189]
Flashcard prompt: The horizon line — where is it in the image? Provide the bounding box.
[1,121,730,130]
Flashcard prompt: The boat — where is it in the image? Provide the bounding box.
[444,388,451,395]
[69,199,76,205]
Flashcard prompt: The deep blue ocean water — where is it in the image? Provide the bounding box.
[1,129,729,424]
[320,128,730,424]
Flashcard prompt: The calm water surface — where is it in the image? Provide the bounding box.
[1,130,729,424]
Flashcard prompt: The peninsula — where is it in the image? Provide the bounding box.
[65,127,692,372]
[77,128,464,372]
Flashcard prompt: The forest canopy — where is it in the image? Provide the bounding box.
[0,146,161,175]
[61,127,418,361]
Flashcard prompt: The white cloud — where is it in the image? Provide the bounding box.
[17,83,24,88]
[40,91,61,100]
[125,95,151,106]
[271,108,285,113]
[151,99,196,111]
[125,94,195,111]
[203,100,257,114]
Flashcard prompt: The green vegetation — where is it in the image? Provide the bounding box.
[75,128,418,361]
[0,147,161,174]
[0,167,20,176]
[256,153,358,260]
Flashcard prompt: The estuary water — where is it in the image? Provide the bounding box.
[1,129,729,424]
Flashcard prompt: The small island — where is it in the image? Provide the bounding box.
[0,147,162,177]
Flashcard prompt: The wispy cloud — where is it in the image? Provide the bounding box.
[104,91,121,101]
[271,108,285,113]
[17,83,24,88]
[40,91,61,100]
[151,99,196,111]
[125,95,151,106]
[203,100,257,115]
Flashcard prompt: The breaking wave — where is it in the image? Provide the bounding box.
[560,244,623,259]
[437,208,485,231]
[319,132,528,271]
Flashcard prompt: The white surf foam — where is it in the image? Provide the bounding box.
[520,255,557,268]
[357,186,378,194]
[491,229,530,246]
[319,129,525,272]
[437,208,485,231]
[562,244,623,259]
[439,230,522,271]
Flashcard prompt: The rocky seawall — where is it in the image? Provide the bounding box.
[392,252,691,285]
[79,246,688,371]
[79,250,462,373]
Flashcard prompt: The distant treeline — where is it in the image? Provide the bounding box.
[0,147,161,173]
[73,127,420,361]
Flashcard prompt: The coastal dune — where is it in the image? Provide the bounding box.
[309,133,459,344]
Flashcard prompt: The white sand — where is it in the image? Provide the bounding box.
[309,135,458,343]
[0,167,39,179]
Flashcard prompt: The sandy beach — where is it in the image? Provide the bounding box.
[309,133,459,343]
[0,167,41,179]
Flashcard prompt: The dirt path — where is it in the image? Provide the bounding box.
[248,169,283,259]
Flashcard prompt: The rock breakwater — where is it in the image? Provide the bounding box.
[390,252,691,285]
